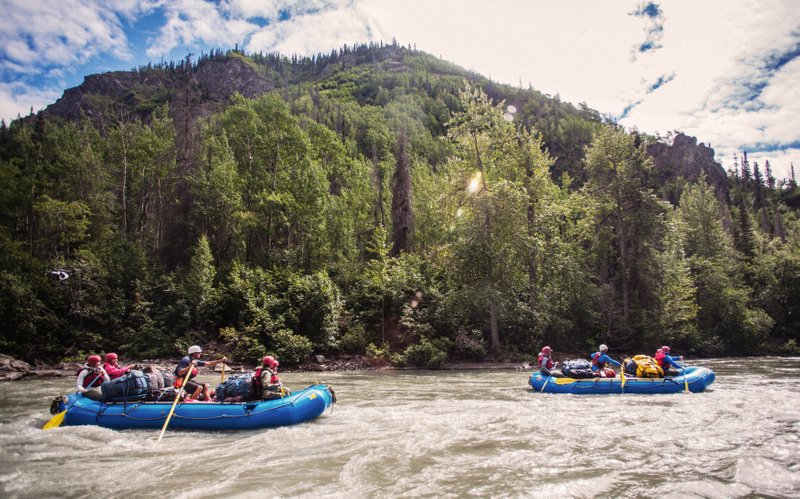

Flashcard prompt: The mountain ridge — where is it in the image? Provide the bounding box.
[39,44,728,197]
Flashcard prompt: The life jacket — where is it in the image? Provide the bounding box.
[537,353,553,370]
[654,350,667,368]
[591,352,606,370]
[173,366,198,388]
[253,366,274,390]
[76,365,104,389]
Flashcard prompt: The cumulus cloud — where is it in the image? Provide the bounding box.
[629,1,665,58]
[618,1,800,179]
[145,0,362,58]
[145,0,260,57]
[0,82,61,122]
[223,0,341,20]
[247,4,381,56]
[0,0,133,72]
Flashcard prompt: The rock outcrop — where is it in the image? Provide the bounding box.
[647,133,730,203]
[0,354,31,381]
[43,55,274,127]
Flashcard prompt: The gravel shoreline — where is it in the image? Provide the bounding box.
[1,353,532,381]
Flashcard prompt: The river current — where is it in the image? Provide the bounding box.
[0,357,798,498]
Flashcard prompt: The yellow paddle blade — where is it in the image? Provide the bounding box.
[42,410,66,430]
[554,377,577,385]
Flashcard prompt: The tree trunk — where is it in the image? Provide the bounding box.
[390,130,413,256]
[121,138,128,234]
[616,220,630,323]
[373,144,385,227]
[522,143,539,310]
[490,294,500,350]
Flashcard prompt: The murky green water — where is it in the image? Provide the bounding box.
[1,358,799,498]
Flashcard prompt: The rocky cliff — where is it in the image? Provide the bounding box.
[647,133,730,203]
[44,55,274,126]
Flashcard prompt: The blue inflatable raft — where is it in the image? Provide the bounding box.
[54,383,335,430]
[529,366,715,394]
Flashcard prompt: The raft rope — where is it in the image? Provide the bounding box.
[562,377,683,394]
[533,372,692,394]
[76,384,333,423]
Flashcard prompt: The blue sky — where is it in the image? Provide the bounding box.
[1,0,798,179]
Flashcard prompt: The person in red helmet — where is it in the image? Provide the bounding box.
[102,352,132,380]
[174,345,226,401]
[654,345,684,376]
[75,355,110,400]
[537,346,562,377]
[252,355,288,399]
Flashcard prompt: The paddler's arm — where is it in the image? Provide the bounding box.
[176,361,196,377]
[204,357,227,367]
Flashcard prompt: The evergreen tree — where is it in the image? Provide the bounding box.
[584,126,664,345]
[752,161,765,209]
[390,129,413,256]
[764,160,775,190]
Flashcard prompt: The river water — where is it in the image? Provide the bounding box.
[1,357,798,498]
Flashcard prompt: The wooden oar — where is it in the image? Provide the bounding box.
[540,362,559,392]
[157,364,195,444]
[620,359,627,392]
[220,361,226,384]
[43,372,102,430]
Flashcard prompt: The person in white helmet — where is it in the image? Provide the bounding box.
[174,345,226,401]
[590,344,621,378]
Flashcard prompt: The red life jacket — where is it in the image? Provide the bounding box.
[76,366,104,389]
[654,350,666,368]
[592,352,605,370]
[174,367,198,388]
[537,353,553,369]
[253,366,274,390]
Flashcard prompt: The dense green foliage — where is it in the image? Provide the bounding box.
[1,44,799,365]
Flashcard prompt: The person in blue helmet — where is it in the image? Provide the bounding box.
[591,344,621,378]
[655,345,684,376]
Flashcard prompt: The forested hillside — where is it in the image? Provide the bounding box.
[1,43,798,365]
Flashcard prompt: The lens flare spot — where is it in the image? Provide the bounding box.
[468,173,482,193]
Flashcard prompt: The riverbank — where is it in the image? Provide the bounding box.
[0,353,532,381]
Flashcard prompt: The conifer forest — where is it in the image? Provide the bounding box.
[2,44,799,365]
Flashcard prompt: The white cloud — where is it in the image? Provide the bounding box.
[146,0,262,57]
[617,1,800,180]
[246,4,380,56]
[224,0,283,19]
[0,82,61,122]
[223,0,338,19]
[0,0,133,70]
